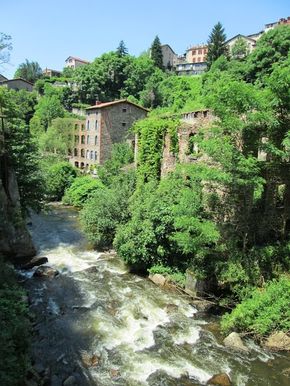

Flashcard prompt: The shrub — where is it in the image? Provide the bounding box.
[46,161,77,201]
[0,262,30,386]
[149,264,186,287]
[221,275,290,336]
[62,176,104,207]
[80,171,135,248]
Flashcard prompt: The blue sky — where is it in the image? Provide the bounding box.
[1,0,289,78]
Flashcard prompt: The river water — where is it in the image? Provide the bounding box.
[23,206,289,386]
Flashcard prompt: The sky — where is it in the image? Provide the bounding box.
[1,0,289,78]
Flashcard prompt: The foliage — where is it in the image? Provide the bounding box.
[62,176,104,207]
[230,37,249,59]
[38,117,78,156]
[97,142,134,186]
[148,264,186,287]
[0,32,12,65]
[150,35,164,70]
[206,22,228,68]
[46,161,77,201]
[0,261,30,386]
[134,117,179,183]
[0,87,45,213]
[221,276,290,336]
[14,59,42,83]
[80,170,135,248]
[30,94,65,133]
[116,40,128,56]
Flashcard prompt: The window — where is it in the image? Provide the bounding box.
[192,58,196,63]
[122,122,126,127]
[122,108,127,113]
[87,120,90,130]
[192,50,196,55]
[74,148,78,156]
[81,135,85,144]
[86,150,90,159]
[75,161,79,168]
[95,120,98,130]
[90,151,94,160]
[94,151,98,161]
[197,57,201,62]
[74,124,78,130]
[95,135,98,145]
[81,149,85,158]
[74,135,79,144]
[198,49,202,54]
[81,124,85,131]
[87,135,90,144]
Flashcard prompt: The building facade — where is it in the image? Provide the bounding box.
[0,78,33,92]
[175,62,207,76]
[226,34,257,57]
[43,68,62,78]
[65,56,90,69]
[70,100,148,169]
[186,44,208,63]
[161,44,177,69]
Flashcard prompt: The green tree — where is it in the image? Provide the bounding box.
[0,32,12,65]
[14,59,43,83]
[30,94,65,133]
[150,35,164,70]
[206,22,228,68]
[230,37,249,59]
[116,40,128,56]
[45,161,77,201]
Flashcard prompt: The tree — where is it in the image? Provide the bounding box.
[31,94,65,133]
[230,37,249,59]
[150,36,164,70]
[14,59,42,83]
[116,40,128,56]
[207,22,228,68]
[0,32,12,65]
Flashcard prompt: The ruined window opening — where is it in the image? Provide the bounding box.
[81,149,85,158]
[188,133,199,155]
[74,148,78,156]
[81,135,85,144]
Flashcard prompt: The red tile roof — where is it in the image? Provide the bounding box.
[86,99,149,112]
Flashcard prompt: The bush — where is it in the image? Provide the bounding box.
[46,161,77,201]
[0,262,30,386]
[62,176,104,207]
[80,171,135,248]
[221,276,290,336]
[148,264,186,287]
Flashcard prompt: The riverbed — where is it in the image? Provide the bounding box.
[22,205,290,386]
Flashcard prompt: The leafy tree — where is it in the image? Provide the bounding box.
[0,87,45,213]
[30,94,65,133]
[116,40,128,56]
[62,176,104,207]
[150,35,164,70]
[45,161,77,201]
[206,22,228,68]
[0,32,12,65]
[14,59,42,83]
[230,37,249,59]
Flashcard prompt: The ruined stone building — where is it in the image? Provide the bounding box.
[70,100,148,169]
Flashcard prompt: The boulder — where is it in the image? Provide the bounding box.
[21,256,48,270]
[264,331,290,352]
[149,273,167,286]
[207,373,232,386]
[33,266,59,279]
[282,368,290,378]
[63,375,76,386]
[185,269,218,297]
[223,332,249,353]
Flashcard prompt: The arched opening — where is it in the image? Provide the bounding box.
[74,135,79,144]
[95,135,98,145]
[188,133,198,155]
[94,151,97,161]
[81,149,85,158]
[74,148,78,156]
[86,150,90,159]
[87,135,90,144]
[80,162,84,169]
[90,150,94,160]
[75,161,79,168]
[81,135,85,144]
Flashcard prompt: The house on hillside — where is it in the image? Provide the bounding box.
[0,74,8,82]
[43,68,62,78]
[0,78,33,92]
[225,34,257,58]
[161,44,177,69]
[174,44,208,76]
[70,100,148,169]
[65,56,90,69]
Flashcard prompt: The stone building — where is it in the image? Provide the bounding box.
[65,56,90,69]
[161,44,177,69]
[70,100,148,169]
[186,44,208,63]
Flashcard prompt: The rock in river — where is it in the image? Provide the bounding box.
[21,256,48,269]
[149,273,167,286]
[223,332,249,353]
[33,266,59,278]
[264,331,290,352]
[207,373,232,386]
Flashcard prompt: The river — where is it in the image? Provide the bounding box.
[22,205,290,386]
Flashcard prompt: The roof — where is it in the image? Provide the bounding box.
[161,44,177,55]
[0,74,8,81]
[0,78,34,86]
[86,99,149,112]
[225,34,256,44]
[187,44,208,51]
[65,56,90,64]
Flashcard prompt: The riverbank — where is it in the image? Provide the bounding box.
[18,206,290,386]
